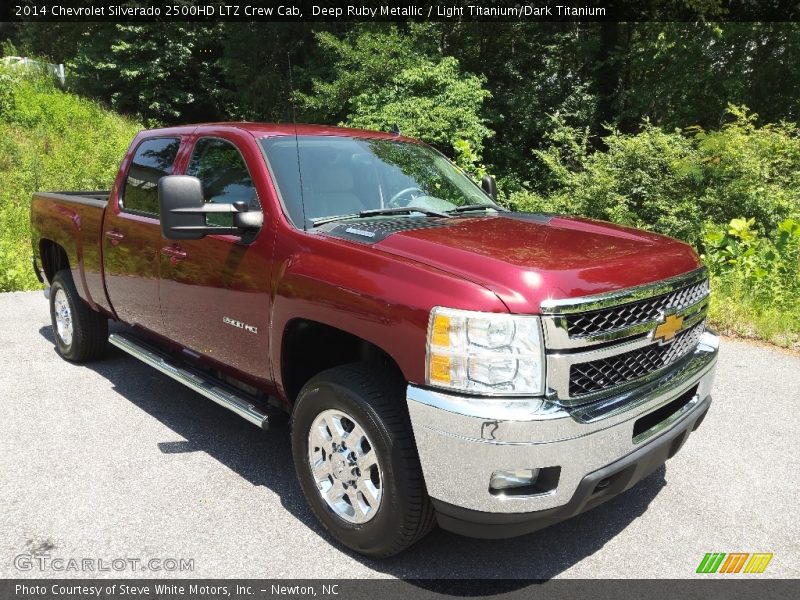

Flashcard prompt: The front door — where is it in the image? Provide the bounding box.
[104,136,181,333]
[158,134,272,381]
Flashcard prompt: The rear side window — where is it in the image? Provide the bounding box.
[187,137,260,227]
[121,137,180,216]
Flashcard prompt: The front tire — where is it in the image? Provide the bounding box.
[291,364,435,557]
[49,269,108,362]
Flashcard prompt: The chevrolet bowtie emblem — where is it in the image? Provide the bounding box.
[653,313,684,344]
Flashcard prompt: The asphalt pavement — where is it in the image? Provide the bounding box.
[1,291,798,579]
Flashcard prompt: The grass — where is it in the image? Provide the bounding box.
[707,279,800,349]
[0,68,141,292]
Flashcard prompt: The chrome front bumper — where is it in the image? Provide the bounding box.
[407,331,719,516]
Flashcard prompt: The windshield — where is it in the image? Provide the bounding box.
[259,135,499,228]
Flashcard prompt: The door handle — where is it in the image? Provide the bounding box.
[160,245,187,265]
[105,230,124,246]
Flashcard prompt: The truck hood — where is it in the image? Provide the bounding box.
[373,213,701,313]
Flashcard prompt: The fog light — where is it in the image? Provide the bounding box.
[490,468,540,491]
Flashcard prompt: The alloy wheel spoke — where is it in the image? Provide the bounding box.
[357,478,381,507]
[325,480,345,504]
[346,423,366,447]
[347,489,366,519]
[310,456,330,482]
[357,448,377,471]
[325,415,346,445]
[309,423,330,452]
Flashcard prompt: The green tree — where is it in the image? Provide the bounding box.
[298,28,493,158]
[216,23,336,123]
[70,23,226,125]
[408,22,598,185]
[614,23,800,131]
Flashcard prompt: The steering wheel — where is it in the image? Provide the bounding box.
[388,186,424,207]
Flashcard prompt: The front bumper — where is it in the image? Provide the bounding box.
[406,330,719,538]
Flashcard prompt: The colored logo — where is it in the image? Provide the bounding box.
[653,312,684,344]
[696,552,773,574]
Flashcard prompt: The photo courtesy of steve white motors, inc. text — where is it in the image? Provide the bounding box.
[14,583,340,597]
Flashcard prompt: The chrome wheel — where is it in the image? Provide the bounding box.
[308,409,382,524]
[53,288,73,346]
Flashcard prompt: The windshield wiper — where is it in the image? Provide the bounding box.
[310,206,452,227]
[448,203,504,213]
[358,206,452,219]
[310,213,361,227]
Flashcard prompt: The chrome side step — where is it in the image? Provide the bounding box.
[109,332,269,430]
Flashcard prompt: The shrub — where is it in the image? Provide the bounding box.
[703,218,799,304]
[508,107,800,247]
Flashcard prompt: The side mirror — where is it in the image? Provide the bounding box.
[159,176,206,240]
[158,175,263,241]
[481,174,497,200]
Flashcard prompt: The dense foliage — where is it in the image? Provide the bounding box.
[506,108,800,346]
[508,107,800,245]
[703,218,800,347]
[11,21,800,172]
[0,67,140,291]
[297,29,492,159]
[2,21,799,346]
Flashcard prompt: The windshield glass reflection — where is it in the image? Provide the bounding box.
[259,136,498,228]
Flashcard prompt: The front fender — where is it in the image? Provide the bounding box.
[270,234,507,399]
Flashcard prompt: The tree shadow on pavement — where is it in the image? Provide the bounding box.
[39,325,668,583]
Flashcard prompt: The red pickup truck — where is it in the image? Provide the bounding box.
[30,123,719,557]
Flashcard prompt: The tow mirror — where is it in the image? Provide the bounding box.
[158,175,263,241]
[481,174,497,200]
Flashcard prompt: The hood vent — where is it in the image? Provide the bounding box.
[322,217,451,244]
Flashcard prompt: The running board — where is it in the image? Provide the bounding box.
[109,332,269,430]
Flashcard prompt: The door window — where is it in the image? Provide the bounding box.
[187,138,260,227]
[121,137,180,216]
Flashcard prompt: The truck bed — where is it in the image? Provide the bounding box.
[30,191,112,314]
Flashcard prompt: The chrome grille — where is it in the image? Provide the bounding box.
[566,279,709,338]
[568,321,706,396]
[541,267,711,404]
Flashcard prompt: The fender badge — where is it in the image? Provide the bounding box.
[223,316,258,334]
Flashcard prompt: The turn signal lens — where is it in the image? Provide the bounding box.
[431,314,451,347]
[429,353,452,384]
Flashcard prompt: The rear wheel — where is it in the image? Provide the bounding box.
[291,363,435,557]
[49,269,108,362]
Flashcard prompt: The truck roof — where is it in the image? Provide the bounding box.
[138,122,420,143]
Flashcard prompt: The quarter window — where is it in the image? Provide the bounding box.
[122,137,180,216]
[187,138,260,227]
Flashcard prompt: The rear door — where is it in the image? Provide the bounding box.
[103,136,181,333]
[158,130,274,382]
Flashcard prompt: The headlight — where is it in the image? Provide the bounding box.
[425,307,545,395]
